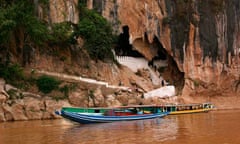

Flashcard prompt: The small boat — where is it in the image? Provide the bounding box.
[162,103,214,115]
[56,105,169,124]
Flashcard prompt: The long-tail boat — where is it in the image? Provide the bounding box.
[55,105,169,124]
[162,103,214,115]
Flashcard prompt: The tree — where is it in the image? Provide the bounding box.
[36,75,60,94]
[0,0,50,46]
[75,6,115,61]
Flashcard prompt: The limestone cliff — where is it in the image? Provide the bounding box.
[1,0,240,122]
[8,0,240,99]
[37,0,79,24]
[88,0,240,99]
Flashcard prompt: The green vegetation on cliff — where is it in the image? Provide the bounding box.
[0,0,115,62]
[76,3,115,61]
[0,0,116,96]
[36,75,60,94]
[0,64,24,87]
[0,0,50,45]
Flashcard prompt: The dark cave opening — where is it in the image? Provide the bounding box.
[115,25,184,93]
[152,36,168,61]
[166,56,185,93]
[149,36,185,93]
[115,25,144,57]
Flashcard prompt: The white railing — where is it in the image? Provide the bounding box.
[36,70,130,91]
[35,55,168,93]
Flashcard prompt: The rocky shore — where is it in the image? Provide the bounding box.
[1,76,239,122]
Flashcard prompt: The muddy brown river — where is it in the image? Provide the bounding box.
[0,110,239,144]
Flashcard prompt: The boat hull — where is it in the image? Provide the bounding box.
[60,110,168,124]
[169,108,212,115]
[164,103,214,115]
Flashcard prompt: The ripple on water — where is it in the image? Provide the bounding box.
[1,110,240,144]
[61,118,178,144]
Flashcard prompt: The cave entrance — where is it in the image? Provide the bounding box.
[151,36,185,93]
[165,56,185,93]
[115,25,144,57]
[115,26,184,93]
[132,35,185,93]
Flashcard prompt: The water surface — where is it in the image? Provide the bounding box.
[0,110,239,144]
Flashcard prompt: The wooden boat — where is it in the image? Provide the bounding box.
[56,105,169,124]
[162,103,214,115]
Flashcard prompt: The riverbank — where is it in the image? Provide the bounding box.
[1,93,240,123]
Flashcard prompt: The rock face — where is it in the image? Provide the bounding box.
[38,0,79,24]
[35,0,240,98]
[88,0,240,98]
[99,0,171,60]
[10,0,240,100]
[2,0,240,122]
[0,74,155,122]
[0,79,69,122]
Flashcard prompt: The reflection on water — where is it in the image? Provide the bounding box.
[0,110,240,144]
[0,120,73,144]
[62,118,178,144]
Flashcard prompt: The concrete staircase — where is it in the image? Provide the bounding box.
[116,56,167,85]
[35,56,175,98]
[36,70,131,95]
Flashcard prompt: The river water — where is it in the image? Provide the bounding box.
[0,110,240,144]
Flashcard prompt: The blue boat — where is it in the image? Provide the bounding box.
[56,105,169,124]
